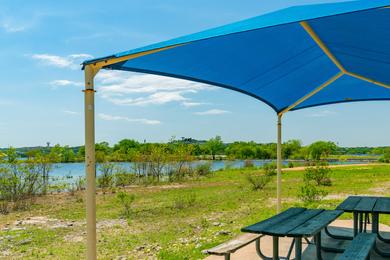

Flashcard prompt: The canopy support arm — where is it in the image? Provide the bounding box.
[276,113,283,213]
[84,65,100,260]
[300,21,346,73]
[301,21,390,90]
[280,71,344,114]
[83,44,182,70]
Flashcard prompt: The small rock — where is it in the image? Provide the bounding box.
[18,238,32,245]
[216,230,231,236]
[135,245,145,251]
[212,222,221,226]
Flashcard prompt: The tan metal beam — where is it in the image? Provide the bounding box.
[87,44,183,70]
[346,72,390,89]
[300,21,346,73]
[279,71,344,114]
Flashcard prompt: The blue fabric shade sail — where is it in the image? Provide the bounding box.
[83,1,390,114]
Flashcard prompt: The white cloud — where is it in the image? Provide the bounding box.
[32,53,93,69]
[0,12,45,33]
[306,110,337,118]
[50,80,83,89]
[181,101,208,107]
[194,109,230,115]
[105,91,188,106]
[63,110,80,116]
[98,113,161,125]
[0,22,26,32]
[0,15,30,33]
[96,71,214,106]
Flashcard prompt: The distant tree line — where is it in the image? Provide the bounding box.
[1,137,389,164]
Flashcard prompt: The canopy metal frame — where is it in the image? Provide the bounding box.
[82,11,390,260]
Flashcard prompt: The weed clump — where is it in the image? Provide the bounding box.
[117,191,135,218]
[172,193,197,210]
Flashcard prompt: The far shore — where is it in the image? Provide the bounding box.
[283,163,386,171]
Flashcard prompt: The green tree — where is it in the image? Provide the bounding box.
[113,139,139,153]
[96,142,111,162]
[307,141,337,161]
[204,136,224,160]
[48,144,64,163]
[379,148,390,163]
[283,140,302,159]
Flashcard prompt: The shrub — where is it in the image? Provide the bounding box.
[246,174,271,191]
[304,162,332,186]
[379,150,390,163]
[97,163,115,193]
[115,172,137,187]
[0,201,9,215]
[117,191,135,218]
[244,160,254,168]
[68,177,85,196]
[288,161,294,168]
[263,163,277,176]
[195,163,212,176]
[0,160,45,202]
[75,176,86,191]
[298,183,327,204]
[172,193,197,210]
[13,199,33,211]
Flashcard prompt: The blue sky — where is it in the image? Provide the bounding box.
[0,0,389,147]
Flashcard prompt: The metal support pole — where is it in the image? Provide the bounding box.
[295,237,302,260]
[84,65,98,260]
[353,212,358,237]
[276,114,283,213]
[273,236,279,260]
[315,232,322,260]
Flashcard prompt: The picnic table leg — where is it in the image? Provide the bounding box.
[314,232,322,260]
[373,213,390,243]
[255,237,273,260]
[273,236,279,260]
[359,212,364,233]
[372,213,390,257]
[295,237,302,260]
[353,212,359,237]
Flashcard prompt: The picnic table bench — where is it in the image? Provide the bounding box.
[202,233,263,260]
[339,232,376,260]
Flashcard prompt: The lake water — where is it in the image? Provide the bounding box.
[50,159,372,184]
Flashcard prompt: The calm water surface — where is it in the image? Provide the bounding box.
[50,159,372,184]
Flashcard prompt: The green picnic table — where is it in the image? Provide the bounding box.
[241,207,343,260]
[335,196,390,257]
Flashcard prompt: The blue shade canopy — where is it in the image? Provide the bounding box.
[84,1,390,113]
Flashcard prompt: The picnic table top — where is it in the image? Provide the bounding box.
[336,196,390,214]
[241,207,343,237]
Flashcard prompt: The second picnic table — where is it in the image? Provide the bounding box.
[335,196,390,257]
[241,207,343,260]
